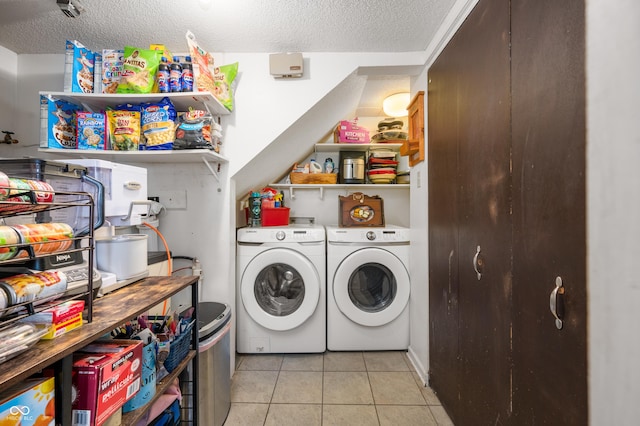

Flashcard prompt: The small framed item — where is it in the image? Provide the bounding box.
[339,192,385,227]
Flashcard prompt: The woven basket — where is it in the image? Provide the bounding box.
[290,172,337,184]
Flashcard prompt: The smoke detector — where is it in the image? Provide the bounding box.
[57,0,84,18]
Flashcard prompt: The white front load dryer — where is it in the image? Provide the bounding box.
[326,225,410,351]
[236,224,326,353]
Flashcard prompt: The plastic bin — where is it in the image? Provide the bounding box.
[261,207,290,226]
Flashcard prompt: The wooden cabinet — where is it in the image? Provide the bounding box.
[428,0,587,424]
[510,0,587,424]
[428,0,511,423]
[403,91,425,166]
[0,276,200,425]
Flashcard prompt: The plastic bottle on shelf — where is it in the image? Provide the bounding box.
[181,56,194,92]
[249,192,261,227]
[157,57,170,93]
[169,56,182,93]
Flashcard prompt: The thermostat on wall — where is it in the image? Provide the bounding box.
[269,52,304,78]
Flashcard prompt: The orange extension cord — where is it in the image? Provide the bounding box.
[141,221,173,316]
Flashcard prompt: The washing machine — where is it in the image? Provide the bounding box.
[326,225,410,351]
[236,224,326,353]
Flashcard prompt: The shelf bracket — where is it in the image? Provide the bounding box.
[202,157,220,182]
[289,187,296,200]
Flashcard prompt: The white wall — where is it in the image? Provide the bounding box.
[587,0,640,423]
[0,46,17,141]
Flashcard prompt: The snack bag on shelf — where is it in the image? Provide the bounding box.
[185,30,216,94]
[140,97,177,150]
[116,46,162,94]
[107,110,141,150]
[212,62,238,111]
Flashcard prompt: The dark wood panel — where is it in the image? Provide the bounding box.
[428,0,511,424]
[511,0,587,424]
[453,0,512,424]
[428,52,461,418]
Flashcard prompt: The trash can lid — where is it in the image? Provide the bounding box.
[198,302,231,342]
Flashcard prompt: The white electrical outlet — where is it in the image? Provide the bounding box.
[157,190,187,209]
[417,171,422,188]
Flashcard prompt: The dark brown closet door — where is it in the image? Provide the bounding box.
[454,0,511,423]
[511,0,587,424]
[427,53,461,418]
[428,0,512,423]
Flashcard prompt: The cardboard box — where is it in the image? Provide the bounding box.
[100,49,124,94]
[0,377,55,426]
[39,94,82,149]
[64,40,95,93]
[20,300,85,339]
[72,340,143,426]
[334,120,370,144]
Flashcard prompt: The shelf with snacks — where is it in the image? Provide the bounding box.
[38,91,231,117]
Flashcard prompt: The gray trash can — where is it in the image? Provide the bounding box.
[197,302,232,426]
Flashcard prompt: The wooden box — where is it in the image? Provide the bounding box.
[338,192,385,227]
[290,172,337,184]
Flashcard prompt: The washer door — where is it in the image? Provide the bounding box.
[241,248,320,331]
[333,247,410,327]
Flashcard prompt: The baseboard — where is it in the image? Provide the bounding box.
[407,346,429,386]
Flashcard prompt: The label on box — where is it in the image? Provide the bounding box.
[101,49,124,94]
[40,95,82,149]
[335,120,370,144]
[64,40,94,93]
[0,377,55,426]
[77,112,106,150]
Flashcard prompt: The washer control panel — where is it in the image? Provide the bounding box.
[237,226,325,243]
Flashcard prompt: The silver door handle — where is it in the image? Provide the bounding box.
[550,276,565,330]
[473,245,483,280]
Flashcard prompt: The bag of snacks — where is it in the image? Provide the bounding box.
[117,46,162,94]
[174,110,215,150]
[107,110,141,150]
[140,97,177,150]
[212,62,238,111]
[185,31,216,94]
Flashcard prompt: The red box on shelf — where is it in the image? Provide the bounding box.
[261,207,290,226]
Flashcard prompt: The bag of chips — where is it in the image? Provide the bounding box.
[107,110,141,150]
[117,46,162,94]
[174,110,215,150]
[212,62,238,111]
[140,97,177,150]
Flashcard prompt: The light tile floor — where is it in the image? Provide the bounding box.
[225,351,454,426]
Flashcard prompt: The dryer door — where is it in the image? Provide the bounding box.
[241,247,320,331]
[333,247,410,327]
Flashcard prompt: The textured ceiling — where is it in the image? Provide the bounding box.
[0,0,454,55]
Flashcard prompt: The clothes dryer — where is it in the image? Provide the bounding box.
[236,224,326,353]
[326,225,410,350]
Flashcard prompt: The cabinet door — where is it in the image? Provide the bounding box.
[511,0,587,424]
[454,0,512,423]
[427,55,461,418]
[428,0,512,423]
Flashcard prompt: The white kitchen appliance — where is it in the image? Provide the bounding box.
[326,225,410,350]
[236,224,326,353]
[58,159,148,226]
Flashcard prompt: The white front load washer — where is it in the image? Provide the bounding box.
[326,225,410,351]
[236,224,326,353]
